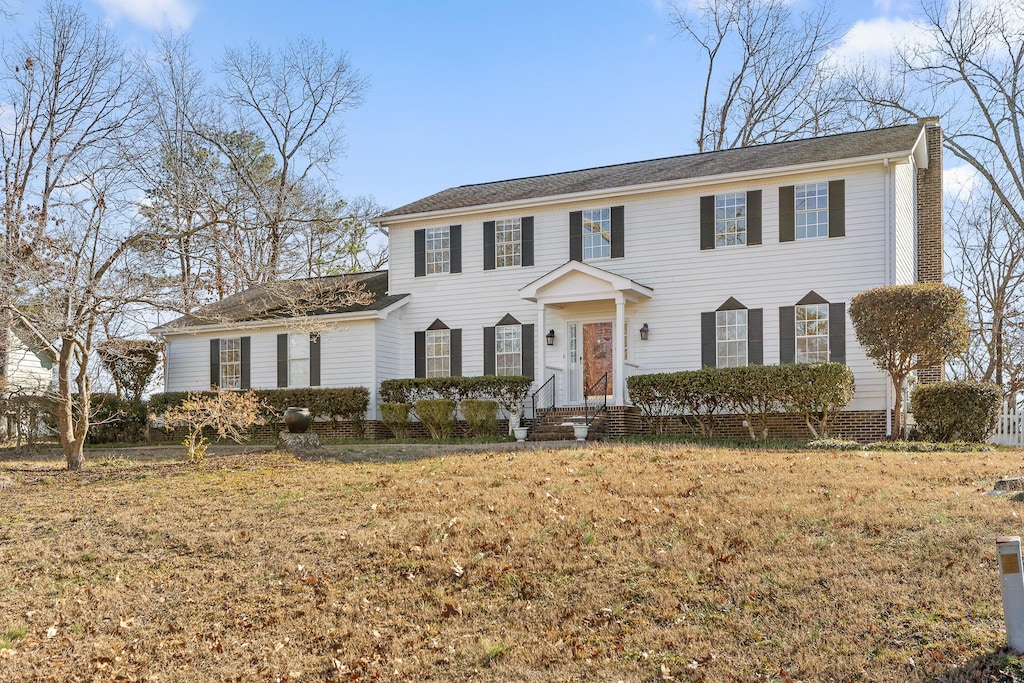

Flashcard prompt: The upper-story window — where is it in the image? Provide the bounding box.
[219,338,241,389]
[495,324,522,376]
[716,309,747,367]
[582,208,612,260]
[425,226,450,275]
[795,303,829,363]
[495,218,522,268]
[796,183,829,240]
[426,328,451,377]
[715,193,747,247]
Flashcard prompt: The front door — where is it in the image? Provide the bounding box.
[583,322,613,400]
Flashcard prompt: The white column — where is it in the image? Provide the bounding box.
[613,295,625,406]
[536,301,546,394]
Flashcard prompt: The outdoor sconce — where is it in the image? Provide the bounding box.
[639,323,650,341]
[546,329,556,346]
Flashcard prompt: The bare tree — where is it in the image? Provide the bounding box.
[670,0,846,151]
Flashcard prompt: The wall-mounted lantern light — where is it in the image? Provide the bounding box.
[640,323,650,341]
[546,329,556,346]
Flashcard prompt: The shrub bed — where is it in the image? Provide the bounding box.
[626,363,855,441]
[150,387,370,426]
[910,380,1001,442]
[414,399,456,439]
[460,399,498,436]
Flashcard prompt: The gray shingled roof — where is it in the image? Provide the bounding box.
[154,271,406,331]
[381,124,924,219]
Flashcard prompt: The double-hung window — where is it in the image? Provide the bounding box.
[716,309,748,367]
[495,219,522,268]
[582,208,611,260]
[219,338,242,389]
[715,193,747,247]
[425,226,450,275]
[495,324,522,376]
[795,304,829,363]
[288,333,310,387]
[795,183,829,240]
[425,329,451,377]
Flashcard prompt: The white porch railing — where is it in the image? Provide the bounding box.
[991,402,1024,446]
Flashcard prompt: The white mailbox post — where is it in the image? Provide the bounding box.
[997,536,1024,653]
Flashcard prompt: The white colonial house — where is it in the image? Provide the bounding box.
[3,323,55,397]
[153,119,945,440]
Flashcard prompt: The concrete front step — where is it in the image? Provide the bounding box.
[529,409,609,441]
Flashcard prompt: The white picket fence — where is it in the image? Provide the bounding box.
[991,402,1024,446]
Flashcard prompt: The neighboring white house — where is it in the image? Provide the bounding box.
[3,324,55,397]
[154,120,945,439]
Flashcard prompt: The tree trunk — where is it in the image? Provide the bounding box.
[56,338,86,471]
[891,372,907,440]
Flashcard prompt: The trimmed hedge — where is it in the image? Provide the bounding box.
[381,403,412,439]
[626,363,855,440]
[415,399,456,439]
[460,399,499,436]
[910,380,1001,442]
[86,394,149,444]
[149,387,370,425]
[379,376,532,414]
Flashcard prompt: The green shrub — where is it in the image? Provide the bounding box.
[415,399,456,439]
[380,376,532,417]
[85,394,149,444]
[460,399,498,436]
[910,380,1001,442]
[778,363,856,439]
[381,403,412,439]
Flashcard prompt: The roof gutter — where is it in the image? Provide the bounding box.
[378,150,919,227]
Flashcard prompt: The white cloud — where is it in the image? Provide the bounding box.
[945,165,982,202]
[91,0,197,31]
[828,16,924,65]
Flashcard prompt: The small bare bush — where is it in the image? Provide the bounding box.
[162,391,264,463]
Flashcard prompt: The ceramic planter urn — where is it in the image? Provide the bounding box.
[284,407,313,434]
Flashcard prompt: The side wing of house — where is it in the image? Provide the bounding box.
[4,330,54,395]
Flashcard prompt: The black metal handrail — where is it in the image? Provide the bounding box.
[529,374,555,433]
[583,372,609,427]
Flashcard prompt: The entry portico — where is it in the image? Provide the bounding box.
[520,261,653,406]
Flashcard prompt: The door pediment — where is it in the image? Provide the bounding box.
[519,260,653,304]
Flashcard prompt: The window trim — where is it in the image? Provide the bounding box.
[494,218,522,268]
[582,208,612,261]
[795,182,829,241]
[795,302,830,363]
[424,226,450,275]
[715,308,748,368]
[425,328,451,378]
[714,192,747,248]
[219,337,242,390]
[494,323,522,376]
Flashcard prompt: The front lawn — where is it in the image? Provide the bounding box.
[0,443,1020,681]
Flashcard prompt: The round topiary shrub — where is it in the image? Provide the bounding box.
[414,399,456,440]
[910,380,1001,443]
[460,399,498,437]
[381,403,412,440]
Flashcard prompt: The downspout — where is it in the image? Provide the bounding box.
[883,158,893,437]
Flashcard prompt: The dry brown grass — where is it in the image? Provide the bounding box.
[0,443,1022,682]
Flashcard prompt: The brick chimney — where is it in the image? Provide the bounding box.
[916,116,943,284]
[916,116,945,384]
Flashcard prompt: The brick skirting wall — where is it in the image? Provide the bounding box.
[150,418,511,443]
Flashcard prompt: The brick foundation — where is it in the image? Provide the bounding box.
[630,408,888,443]
[150,418,511,443]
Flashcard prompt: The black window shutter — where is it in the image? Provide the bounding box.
[701,312,717,367]
[277,333,288,387]
[828,180,845,238]
[610,205,625,258]
[522,324,535,380]
[746,190,762,246]
[449,225,462,273]
[450,329,462,376]
[483,221,496,270]
[310,333,321,386]
[414,229,426,277]
[521,216,534,267]
[747,309,763,365]
[414,331,426,378]
[240,336,251,389]
[829,302,846,364]
[779,306,796,364]
[779,186,795,242]
[210,338,220,389]
[569,211,583,261]
[483,326,496,375]
[700,196,715,250]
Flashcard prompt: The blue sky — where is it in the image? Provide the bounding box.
[7,0,926,210]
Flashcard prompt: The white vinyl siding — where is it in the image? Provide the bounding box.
[894,162,917,284]
[425,226,450,275]
[795,183,828,239]
[426,329,450,377]
[715,192,746,247]
[495,218,522,268]
[795,304,829,363]
[716,309,747,367]
[495,324,522,376]
[582,208,611,260]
